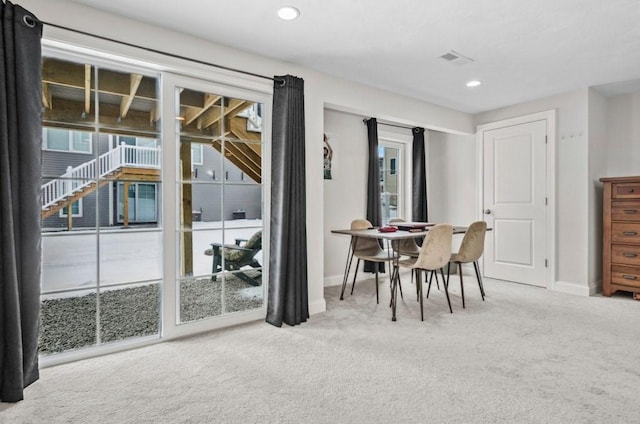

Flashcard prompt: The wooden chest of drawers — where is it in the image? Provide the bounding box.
[600,176,640,296]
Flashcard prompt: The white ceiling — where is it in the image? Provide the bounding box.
[69,0,640,114]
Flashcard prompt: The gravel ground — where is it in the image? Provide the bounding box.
[39,275,264,354]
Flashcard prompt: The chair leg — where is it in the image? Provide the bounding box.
[350,259,361,295]
[458,262,466,309]
[443,267,453,314]
[414,269,419,301]
[473,261,486,300]
[375,270,380,304]
[419,271,424,321]
[427,270,438,298]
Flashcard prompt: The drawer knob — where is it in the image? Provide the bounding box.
[623,253,638,258]
[623,274,638,280]
[628,189,636,193]
[623,231,638,236]
[623,209,638,214]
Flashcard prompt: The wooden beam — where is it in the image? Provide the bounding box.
[84,64,91,114]
[43,59,158,101]
[150,104,160,124]
[120,74,143,118]
[184,94,221,125]
[43,97,160,136]
[42,82,52,109]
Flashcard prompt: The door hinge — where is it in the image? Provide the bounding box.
[545,197,548,206]
[545,259,548,267]
[545,135,548,144]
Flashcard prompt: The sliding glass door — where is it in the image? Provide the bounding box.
[40,47,271,362]
[161,74,270,338]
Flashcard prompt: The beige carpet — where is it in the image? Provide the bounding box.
[2,277,640,423]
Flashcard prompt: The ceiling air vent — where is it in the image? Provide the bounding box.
[439,50,474,66]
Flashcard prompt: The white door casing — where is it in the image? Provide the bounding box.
[478,111,556,288]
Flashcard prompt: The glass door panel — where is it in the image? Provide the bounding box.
[40,53,161,358]
[172,80,266,329]
[379,145,401,224]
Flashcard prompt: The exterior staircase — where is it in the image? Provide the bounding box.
[42,143,161,219]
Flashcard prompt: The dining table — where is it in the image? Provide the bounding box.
[331,224,469,321]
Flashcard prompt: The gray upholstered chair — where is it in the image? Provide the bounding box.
[449,221,487,308]
[397,223,453,320]
[347,219,396,304]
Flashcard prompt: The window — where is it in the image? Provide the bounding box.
[43,128,92,154]
[117,182,158,223]
[191,144,203,165]
[59,199,82,217]
[378,140,405,224]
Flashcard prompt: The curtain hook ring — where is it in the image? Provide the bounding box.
[23,15,37,28]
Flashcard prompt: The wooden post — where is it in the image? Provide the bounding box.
[123,181,130,228]
[67,203,73,231]
[180,142,193,276]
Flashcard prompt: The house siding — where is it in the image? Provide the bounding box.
[42,132,112,230]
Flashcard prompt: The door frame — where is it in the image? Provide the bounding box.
[476,110,557,289]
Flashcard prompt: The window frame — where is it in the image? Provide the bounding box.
[58,198,83,218]
[378,132,412,225]
[43,128,93,154]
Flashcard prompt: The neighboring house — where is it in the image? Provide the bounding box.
[42,111,262,231]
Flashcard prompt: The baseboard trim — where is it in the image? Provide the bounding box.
[309,297,326,315]
[551,280,591,296]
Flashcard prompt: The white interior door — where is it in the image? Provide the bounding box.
[482,119,548,286]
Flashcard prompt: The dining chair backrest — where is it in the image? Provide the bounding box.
[389,218,420,256]
[454,221,487,263]
[413,223,453,271]
[350,219,382,256]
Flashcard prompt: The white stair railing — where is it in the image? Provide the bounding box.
[42,143,161,210]
[238,103,262,132]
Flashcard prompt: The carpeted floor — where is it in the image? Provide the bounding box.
[3,277,640,423]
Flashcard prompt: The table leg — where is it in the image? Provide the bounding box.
[390,240,400,321]
[340,237,356,300]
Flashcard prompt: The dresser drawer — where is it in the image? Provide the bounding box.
[613,182,640,199]
[611,222,640,243]
[612,244,640,266]
[611,265,640,289]
[611,201,640,221]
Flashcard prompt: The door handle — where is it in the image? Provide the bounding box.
[484,209,492,215]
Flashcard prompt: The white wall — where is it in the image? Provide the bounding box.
[475,89,591,293]
[427,131,477,225]
[23,0,474,315]
[605,91,640,176]
[587,89,608,291]
[322,109,368,285]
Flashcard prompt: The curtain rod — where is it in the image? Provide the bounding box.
[37,19,281,84]
[362,118,420,131]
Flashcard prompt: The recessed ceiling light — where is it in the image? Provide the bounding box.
[466,80,481,88]
[278,6,300,20]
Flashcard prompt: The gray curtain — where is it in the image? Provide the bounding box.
[364,118,384,273]
[266,75,308,327]
[411,127,428,222]
[0,1,43,403]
